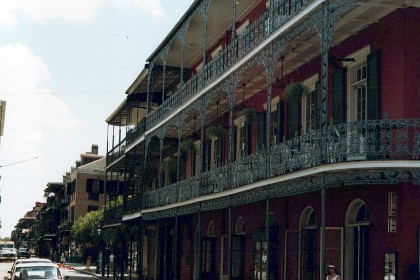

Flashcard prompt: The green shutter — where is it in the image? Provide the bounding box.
[204,141,209,171]
[315,81,322,129]
[332,69,346,124]
[244,120,250,155]
[288,94,300,139]
[257,112,265,150]
[217,137,222,166]
[278,102,284,143]
[367,51,381,120]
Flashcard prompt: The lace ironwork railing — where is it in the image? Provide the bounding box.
[145,0,314,130]
[106,138,126,165]
[103,205,123,225]
[142,118,420,209]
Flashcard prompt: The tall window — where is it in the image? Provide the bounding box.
[346,46,371,123]
[253,213,279,280]
[254,240,267,280]
[202,222,216,277]
[304,91,317,133]
[300,74,319,135]
[299,207,317,280]
[235,116,247,159]
[232,217,245,280]
[345,199,370,280]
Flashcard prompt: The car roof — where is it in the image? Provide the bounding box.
[15,258,52,263]
[15,262,57,268]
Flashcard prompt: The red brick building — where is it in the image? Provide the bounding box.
[105,1,420,279]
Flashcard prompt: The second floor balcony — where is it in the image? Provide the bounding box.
[140,117,420,210]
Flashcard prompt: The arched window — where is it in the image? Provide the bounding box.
[299,207,317,280]
[202,221,216,277]
[233,217,245,280]
[253,212,279,280]
[345,199,370,280]
[193,223,200,280]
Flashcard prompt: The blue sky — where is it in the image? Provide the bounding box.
[0,0,192,238]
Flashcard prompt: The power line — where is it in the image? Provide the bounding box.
[0,157,38,168]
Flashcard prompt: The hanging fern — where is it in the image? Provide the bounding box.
[180,138,196,154]
[283,82,309,100]
[206,124,225,139]
[238,107,257,122]
[160,156,177,174]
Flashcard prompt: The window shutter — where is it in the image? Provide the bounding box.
[367,51,380,120]
[233,126,237,161]
[217,138,222,167]
[244,120,250,155]
[315,81,322,129]
[204,141,210,171]
[278,101,285,143]
[332,69,346,124]
[86,179,93,193]
[288,94,301,139]
[257,112,266,151]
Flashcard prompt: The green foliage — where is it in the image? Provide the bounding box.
[238,107,257,122]
[70,208,103,247]
[180,139,196,154]
[206,124,225,139]
[160,156,177,174]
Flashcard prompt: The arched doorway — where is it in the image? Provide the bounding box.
[232,217,245,280]
[299,206,317,280]
[345,199,370,280]
[202,221,217,279]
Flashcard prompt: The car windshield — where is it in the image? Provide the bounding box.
[14,267,60,280]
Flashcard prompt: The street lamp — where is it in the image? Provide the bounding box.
[97,228,102,274]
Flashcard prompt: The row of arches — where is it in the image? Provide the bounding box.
[184,198,370,280]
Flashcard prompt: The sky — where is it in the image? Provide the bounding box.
[0,0,193,238]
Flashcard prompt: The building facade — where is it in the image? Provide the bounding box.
[104,1,420,279]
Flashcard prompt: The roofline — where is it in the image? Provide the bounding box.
[146,0,200,62]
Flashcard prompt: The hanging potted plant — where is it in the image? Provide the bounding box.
[180,138,196,155]
[238,107,257,123]
[206,123,225,139]
[283,82,309,100]
[160,156,177,175]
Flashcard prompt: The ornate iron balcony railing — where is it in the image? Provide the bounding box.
[107,119,146,166]
[142,118,420,209]
[103,205,123,225]
[143,0,314,131]
[106,138,126,165]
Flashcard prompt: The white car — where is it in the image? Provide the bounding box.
[8,258,53,277]
[6,263,68,280]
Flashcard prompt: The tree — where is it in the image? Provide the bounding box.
[70,209,103,247]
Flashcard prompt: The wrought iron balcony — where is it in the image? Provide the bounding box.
[141,0,315,132]
[142,118,420,209]
[106,138,126,166]
[103,205,123,225]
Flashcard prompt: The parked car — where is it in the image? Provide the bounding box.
[8,258,52,276]
[17,249,31,259]
[0,242,17,262]
[5,263,68,280]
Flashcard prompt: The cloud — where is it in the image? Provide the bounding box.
[0,0,165,27]
[115,0,165,18]
[0,43,79,159]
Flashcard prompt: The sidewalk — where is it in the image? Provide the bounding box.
[61,263,107,279]
[62,263,134,279]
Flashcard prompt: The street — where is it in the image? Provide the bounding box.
[0,261,98,280]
